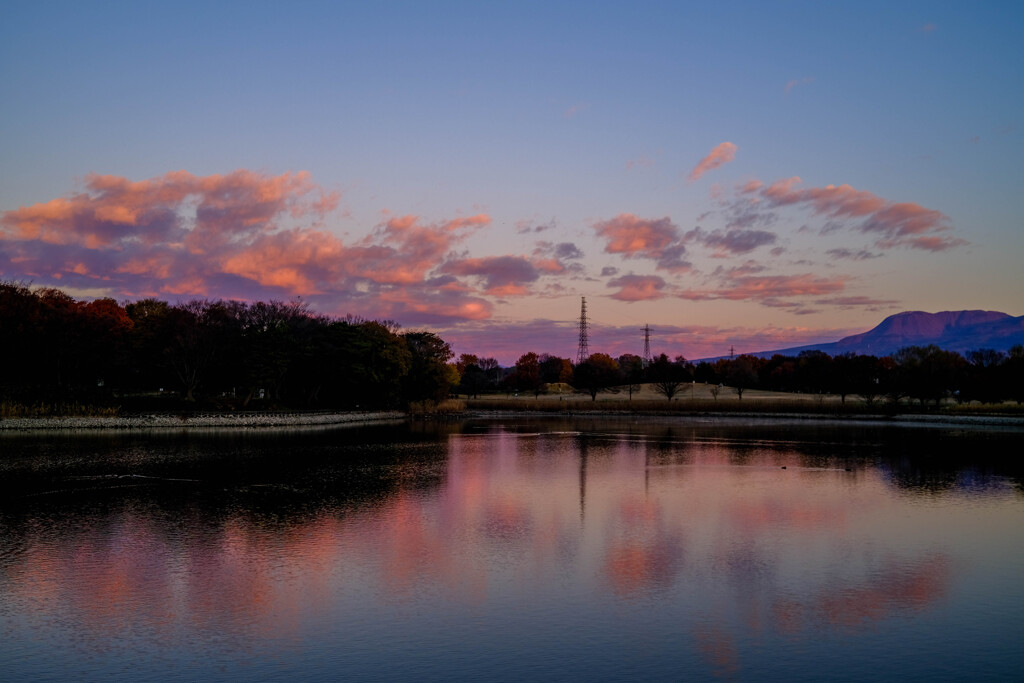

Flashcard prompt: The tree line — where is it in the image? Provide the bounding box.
[0,282,454,410]
[3,282,1022,410]
[485,345,1024,405]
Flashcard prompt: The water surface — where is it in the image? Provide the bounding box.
[1,418,1022,681]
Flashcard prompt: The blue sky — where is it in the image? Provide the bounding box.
[2,1,1021,361]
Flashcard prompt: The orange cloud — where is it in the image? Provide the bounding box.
[607,274,668,302]
[592,214,690,271]
[0,171,504,323]
[689,142,738,182]
[594,213,678,254]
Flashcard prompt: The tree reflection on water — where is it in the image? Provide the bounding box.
[0,417,1021,681]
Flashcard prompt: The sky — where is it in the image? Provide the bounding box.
[1,1,1022,363]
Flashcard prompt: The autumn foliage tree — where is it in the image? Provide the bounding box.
[509,352,543,396]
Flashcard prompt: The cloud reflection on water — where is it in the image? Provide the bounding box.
[1,423,1009,675]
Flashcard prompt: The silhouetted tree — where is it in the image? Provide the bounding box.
[510,352,543,397]
[403,331,455,404]
[720,355,761,400]
[693,361,718,385]
[796,350,832,396]
[573,353,621,401]
[649,354,691,401]
[617,353,645,399]
[459,363,488,398]
[964,349,1006,404]
[539,354,573,385]
[1005,345,1024,404]
[894,345,966,406]
[479,357,501,387]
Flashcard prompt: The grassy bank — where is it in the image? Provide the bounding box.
[462,393,1024,418]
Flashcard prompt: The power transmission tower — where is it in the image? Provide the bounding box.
[642,324,652,367]
[576,297,590,364]
[729,345,735,359]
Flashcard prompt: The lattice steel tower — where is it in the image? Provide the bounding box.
[642,324,652,366]
[576,297,590,364]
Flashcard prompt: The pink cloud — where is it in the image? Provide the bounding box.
[376,288,493,323]
[688,142,737,182]
[747,177,963,251]
[594,213,678,254]
[607,274,668,302]
[0,170,505,324]
[592,213,691,272]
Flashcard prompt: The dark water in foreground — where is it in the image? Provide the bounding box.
[1,418,1022,682]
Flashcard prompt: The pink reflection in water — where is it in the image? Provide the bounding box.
[1,428,979,657]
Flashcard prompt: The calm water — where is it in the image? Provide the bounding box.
[1,418,1022,682]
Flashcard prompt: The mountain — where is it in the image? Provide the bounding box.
[746,310,1024,359]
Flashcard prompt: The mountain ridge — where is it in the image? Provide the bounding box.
[737,310,1024,360]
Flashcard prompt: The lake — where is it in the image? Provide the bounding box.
[1,417,1022,681]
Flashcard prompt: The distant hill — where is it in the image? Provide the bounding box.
[743,310,1024,359]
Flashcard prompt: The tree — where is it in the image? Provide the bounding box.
[510,352,543,397]
[720,355,761,400]
[649,354,690,401]
[539,354,573,385]
[403,331,455,404]
[234,300,313,403]
[831,353,858,404]
[693,361,718,385]
[458,362,488,398]
[479,357,500,387]
[572,353,621,401]
[617,353,645,400]
[329,320,411,408]
[0,283,467,411]
[1007,345,1024,404]
[163,300,238,401]
[849,354,883,406]
[879,355,906,406]
[454,353,477,375]
[964,349,1006,404]
[894,345,966,406]
[795,350,832,396]
[762,355,797,393]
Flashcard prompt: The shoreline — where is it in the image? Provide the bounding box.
[0,410,406,432]
[460,409,1024,429]
[2,408,1021,432]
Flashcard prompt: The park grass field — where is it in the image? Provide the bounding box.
[459,382,1024,417]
